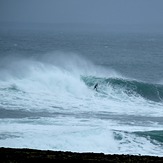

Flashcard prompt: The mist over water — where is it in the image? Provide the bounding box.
[0,30,163,156]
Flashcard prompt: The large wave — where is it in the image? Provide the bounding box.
[1,52,163,103]
[0,51,163,114]
[82,76,163,102]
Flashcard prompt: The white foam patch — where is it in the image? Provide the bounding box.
[0,117,163,156]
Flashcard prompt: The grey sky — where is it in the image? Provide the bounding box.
[0,0,163,26]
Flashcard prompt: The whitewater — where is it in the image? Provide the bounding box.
[0,30,163,156]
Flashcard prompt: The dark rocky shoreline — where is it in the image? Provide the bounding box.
[0,147,163,162]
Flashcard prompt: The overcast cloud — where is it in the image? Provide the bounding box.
[0,0,163,31]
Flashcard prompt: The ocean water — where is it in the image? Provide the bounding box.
[0,29,163,156]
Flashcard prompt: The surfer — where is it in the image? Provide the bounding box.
[94,83,98,91]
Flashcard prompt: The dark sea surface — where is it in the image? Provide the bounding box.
[0,27,163,156]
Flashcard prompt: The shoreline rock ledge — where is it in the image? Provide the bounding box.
[0,147,163,162]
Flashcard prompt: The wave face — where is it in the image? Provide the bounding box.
[0,52,163,156]
[83,76,163,102]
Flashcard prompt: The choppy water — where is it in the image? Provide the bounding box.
[0,29,163,156]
